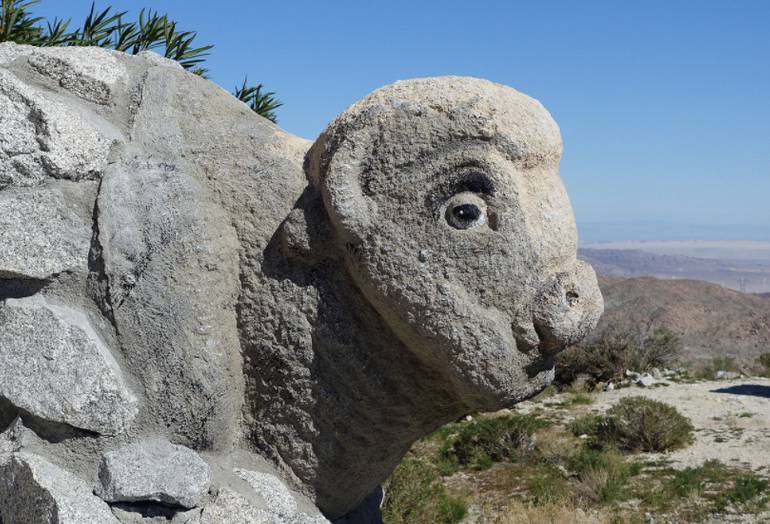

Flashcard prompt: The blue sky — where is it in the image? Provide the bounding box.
[34,1,770,241]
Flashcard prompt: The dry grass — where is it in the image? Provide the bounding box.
[491,499,611,524]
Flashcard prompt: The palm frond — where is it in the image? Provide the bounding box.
[234,77,283,123]
[0,1,282,121]
[1,0,45,44]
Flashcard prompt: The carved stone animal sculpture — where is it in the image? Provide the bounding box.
[0,43,602,522]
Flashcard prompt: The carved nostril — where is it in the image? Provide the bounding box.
[565,290,579,307]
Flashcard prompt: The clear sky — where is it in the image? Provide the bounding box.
[33,1,770,241]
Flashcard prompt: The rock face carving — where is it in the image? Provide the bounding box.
[0,42,603,522]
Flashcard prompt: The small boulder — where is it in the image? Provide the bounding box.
[0,296,138,434]
[96,438,211,509]
[0,452,118,523]
[636,374,657,387]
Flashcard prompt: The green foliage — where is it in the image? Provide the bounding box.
[438,415,548,473]
[568,413,604,438]
[556,326,682,386]
[0,0,44,44]
[528,466,569,506]
[0,0,281,121]
[667,467,705,498]
[726,474,769,506]
[642,464,716,510]
[234,77,282,123]
[599,396,694,452]
[381,458,467,524]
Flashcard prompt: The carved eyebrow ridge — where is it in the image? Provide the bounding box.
[457,170,496,196]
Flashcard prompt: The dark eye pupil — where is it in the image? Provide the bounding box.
[453,204,480,222]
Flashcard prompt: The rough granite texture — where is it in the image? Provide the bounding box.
[0,453,118,523]
[0,42,602,522]
[0,295,138,434]
[96,438,211,508]
[0,181,95,279]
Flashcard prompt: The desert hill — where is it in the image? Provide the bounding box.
[589,275,770,367]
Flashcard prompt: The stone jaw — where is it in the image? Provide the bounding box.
[0,42,602,522]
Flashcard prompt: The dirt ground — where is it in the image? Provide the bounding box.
[518,377,770,473]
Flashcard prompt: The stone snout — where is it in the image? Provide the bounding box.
[516,260,604,357]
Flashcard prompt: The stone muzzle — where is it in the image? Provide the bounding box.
[531,260,604,356]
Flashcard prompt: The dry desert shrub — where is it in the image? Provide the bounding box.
[533,426,581,465]
[600,396,694,452]
[556,326,681,386]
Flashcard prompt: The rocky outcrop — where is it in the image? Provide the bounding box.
[0,65,118,188]
[0,42,602,522]
[96,439,210,508]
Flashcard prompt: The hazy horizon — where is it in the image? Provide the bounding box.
[579,221,770,243]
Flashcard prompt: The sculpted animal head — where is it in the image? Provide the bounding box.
[304,77,603,410]
[0,44,604,523]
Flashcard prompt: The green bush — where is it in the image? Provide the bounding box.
[382,458,467,524]
[568,414,604,438]
[529,466,569,506]
[599,397,694,452]
[556,326,681,386]
[438,415,547,473]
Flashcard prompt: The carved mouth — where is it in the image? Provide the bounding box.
[512,321,564,358]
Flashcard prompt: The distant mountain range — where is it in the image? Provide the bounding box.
[588,276,770,368]
[579,246,770,293]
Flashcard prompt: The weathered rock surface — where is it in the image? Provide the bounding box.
[202,482,328,524]
[96,159,243,450]
[0,295,138,434]
[0,43,602,522]
[0,65,118,188]
[0,181,95,279]
[110,506,201,524]
[0,452,118,523]
[235,468,329,523]
[27,46,128,105]
[96,438,210,508]
[0,417,38,454]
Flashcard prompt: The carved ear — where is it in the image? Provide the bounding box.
[305,128,378,245]
[280,188,334,263]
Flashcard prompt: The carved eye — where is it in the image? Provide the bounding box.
[444,193,487,230]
